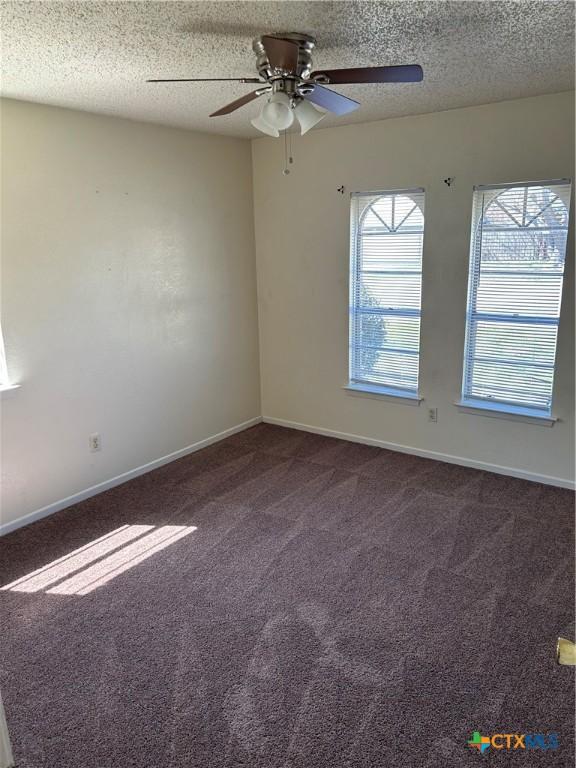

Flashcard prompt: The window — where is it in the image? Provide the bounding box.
[0,323,9,389]
[461,180,571,418]
[349,189,424,398]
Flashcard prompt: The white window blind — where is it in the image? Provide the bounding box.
[462,180,571,417]
[349,189,424,397]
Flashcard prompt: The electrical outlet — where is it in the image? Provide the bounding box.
[428,408,438,423]
[89,433,101,452]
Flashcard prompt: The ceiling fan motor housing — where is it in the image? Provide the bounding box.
[252,33,316,82]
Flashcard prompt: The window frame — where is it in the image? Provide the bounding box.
[348,187,425,400]
[459,178,571,420]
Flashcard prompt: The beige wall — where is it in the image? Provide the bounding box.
[1,92,574,533]
[1,99,260,528]
[252,91,575,485]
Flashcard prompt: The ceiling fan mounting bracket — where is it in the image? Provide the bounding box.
[297,82,315,95]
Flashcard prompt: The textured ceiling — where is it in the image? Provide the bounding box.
[1,1,574,138]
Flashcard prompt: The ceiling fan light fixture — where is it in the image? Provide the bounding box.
[250,111,280,137]
[261,91,294,130]
[294,99,326,135]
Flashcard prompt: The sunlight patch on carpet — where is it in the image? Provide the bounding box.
[2,525,196,595]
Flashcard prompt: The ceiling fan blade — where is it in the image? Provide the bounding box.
[304,85,360,116]
[261,35,299,72]
[310,64,424,84]
[147,77,262,83]
[210,90,263,117]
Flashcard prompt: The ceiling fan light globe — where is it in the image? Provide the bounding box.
[294,99,326,134]
[262,102,293,130]
[251,113,280,137]
[261,92,294,130]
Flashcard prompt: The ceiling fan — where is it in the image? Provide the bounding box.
[148,33,423,137]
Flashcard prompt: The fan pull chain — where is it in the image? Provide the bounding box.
[283,129,289,175]
[282,129,294,176]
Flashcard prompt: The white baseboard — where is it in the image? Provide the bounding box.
[263,416,576,490]
[0,416,262,537]
[3,413,572,537]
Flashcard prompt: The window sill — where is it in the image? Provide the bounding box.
[0,383,21,399]
[344,383,422,406]
[454,399,557,427]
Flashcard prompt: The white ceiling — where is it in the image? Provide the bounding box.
[1,1,574,138]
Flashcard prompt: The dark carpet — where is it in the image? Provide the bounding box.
[1,423,574,767]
